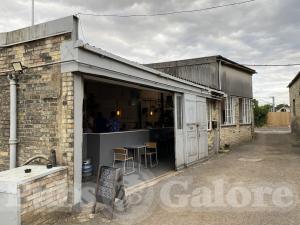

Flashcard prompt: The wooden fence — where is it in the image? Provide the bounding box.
[267,112,291,127]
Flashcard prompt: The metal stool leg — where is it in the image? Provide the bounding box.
[144,147,147,168]
[131,158,135,173]
[123,161,126,174]
[150,154,153,168]
[132,158,135,171]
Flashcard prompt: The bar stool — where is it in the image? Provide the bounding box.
[142,142,158,168]
[112,148,135,175]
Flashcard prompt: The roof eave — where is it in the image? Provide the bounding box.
[216,55,256,74]
[74,41,226,97]
[288,72,300,88]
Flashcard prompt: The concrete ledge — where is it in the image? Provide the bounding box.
[0,16,77,47]
[0,165,67,194]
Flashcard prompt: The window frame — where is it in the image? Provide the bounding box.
[240,98,252,124]
[293,99,296,116]
[207,101,212,131]
[223,97,236,125]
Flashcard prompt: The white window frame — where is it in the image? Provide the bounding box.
[207,101,212,131]
[224,97,235,125]
[241,98,252,124]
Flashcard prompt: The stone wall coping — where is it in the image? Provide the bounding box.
[0,16,77,47]
[0,165,67,194]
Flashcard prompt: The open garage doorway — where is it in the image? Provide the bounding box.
[81,76,177,202]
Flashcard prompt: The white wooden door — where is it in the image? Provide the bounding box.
[184,94,199,164]
[174,94,185,169]
[184,94,209,165]
[196,97,208,159]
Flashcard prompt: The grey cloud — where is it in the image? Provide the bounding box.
[1,0,300,104]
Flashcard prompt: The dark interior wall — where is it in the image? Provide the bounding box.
[83,128,175,171]
[85,82,142,129]
[83,131,149,170]
[84,81,174,130]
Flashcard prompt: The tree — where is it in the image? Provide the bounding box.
[253,99,272,127]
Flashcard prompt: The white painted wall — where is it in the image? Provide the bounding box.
[73,74,84,205]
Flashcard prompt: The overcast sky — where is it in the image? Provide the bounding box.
[1,0,300,105]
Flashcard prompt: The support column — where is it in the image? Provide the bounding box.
[73,74,84,205]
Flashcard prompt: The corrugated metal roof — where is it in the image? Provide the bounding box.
[146,55,256,74]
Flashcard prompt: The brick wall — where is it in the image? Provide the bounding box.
[289,77,300,134]
[0,34,75,202]
[59,72,75,201]
[0,79,10,169]
[208,100,220,154]
[220,97,253,148]
[19,168,68,225]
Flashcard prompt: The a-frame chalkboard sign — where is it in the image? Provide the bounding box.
[93,166,126,219]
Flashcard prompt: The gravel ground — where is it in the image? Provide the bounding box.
[57,132,300,225]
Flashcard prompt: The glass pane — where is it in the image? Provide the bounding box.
[207,101,211,129]
[176,96,183,129]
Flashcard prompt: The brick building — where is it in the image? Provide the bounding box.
[0,15,255,209]
[0,17,77,202]
[288,71,300,134]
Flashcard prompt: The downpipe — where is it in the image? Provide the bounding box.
[8,74,18,169]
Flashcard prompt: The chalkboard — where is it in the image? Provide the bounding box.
[94,166,126,217]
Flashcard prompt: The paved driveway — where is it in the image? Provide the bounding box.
[58,132,300,225]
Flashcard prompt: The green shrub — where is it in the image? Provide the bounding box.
[253,99,272,127]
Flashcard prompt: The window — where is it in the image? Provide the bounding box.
[240,98,252,124]
[293,99,296,116]
[176,95,183,129]
[222,97,235,125]
[207,101,212,130]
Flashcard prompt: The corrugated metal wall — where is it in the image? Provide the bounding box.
[221,65,253,98]
[154,62,219,89]
[146,59,253,98]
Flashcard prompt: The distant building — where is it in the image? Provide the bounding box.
[288,71,300,134]
[276,106,290,112]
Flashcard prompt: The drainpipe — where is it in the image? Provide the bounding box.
[8,74,17,169]
[217,60,222,153]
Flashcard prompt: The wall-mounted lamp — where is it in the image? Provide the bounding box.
[149,110,154,116]
[116,109,121,117]
[12,61,26,74]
